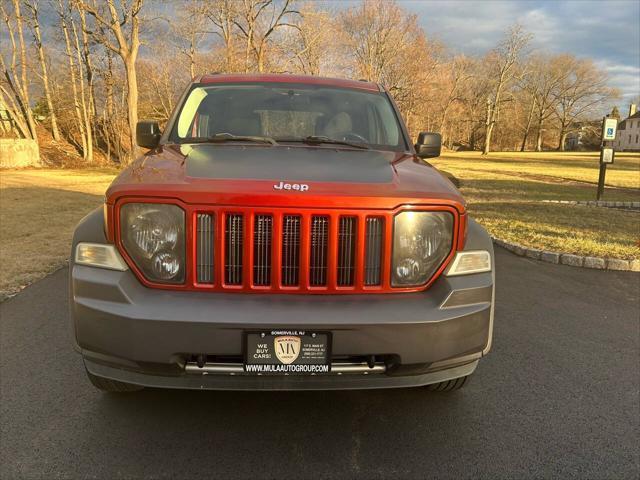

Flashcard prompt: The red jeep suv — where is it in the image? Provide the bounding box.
[70,74,495,392]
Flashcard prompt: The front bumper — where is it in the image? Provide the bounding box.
[70,208,495,391]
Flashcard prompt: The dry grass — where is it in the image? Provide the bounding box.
[433,151,640,260]
[0,169,117,299]
[438,151,640,189]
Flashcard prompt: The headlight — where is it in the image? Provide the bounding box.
[392,211,453,286]
[120,203,185,283]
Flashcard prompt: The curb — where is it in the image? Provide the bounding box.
[492,238,639,272]
[541,200,640,210]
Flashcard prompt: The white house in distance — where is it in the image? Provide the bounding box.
[612,104,639,152]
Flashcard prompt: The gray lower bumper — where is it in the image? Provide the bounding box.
[70,208,495,391]
[85,357,479,391]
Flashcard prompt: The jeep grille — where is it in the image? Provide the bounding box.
[189,207,457,293]
[195,209,387,291]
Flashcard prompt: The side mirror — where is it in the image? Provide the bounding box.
[136,121,161,149]
[415,132,441,159]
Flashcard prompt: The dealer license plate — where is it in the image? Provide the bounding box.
[244,330,331,374]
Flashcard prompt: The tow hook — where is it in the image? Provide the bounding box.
[367,355,375,369]
[196,354,206,368]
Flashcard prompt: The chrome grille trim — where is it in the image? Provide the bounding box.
[364,217,384,286]
[281,215,301,286]
[253,215,272,286]
[225,214,243,285]
[337,216,357,286]
[310,216,329,286]
[196,213,214,284]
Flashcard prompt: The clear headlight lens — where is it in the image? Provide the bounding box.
[120,203,185,283]
[392,211,453,286]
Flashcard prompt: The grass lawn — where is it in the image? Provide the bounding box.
[0,169,117,300]
[438,151,640,189]
[434,151,640,260]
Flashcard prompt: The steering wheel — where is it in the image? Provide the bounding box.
[342,132,369,144]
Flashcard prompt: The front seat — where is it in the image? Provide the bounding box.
[322,112,352,139]
[218,113,262,136]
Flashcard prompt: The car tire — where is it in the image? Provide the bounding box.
[86,371,144,392]
[426,375,469,392]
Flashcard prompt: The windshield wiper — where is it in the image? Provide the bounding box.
[289,135,369,150]
[184,133,278,145]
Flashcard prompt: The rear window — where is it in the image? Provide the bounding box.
[169,83,406,151]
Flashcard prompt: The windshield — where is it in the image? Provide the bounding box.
[169,83,407,151]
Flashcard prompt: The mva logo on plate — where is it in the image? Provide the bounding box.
[274,336,301,364]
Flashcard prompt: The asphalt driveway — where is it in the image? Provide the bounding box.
[1,248,638,479]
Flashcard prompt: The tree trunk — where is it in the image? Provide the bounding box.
[535,117,543,152]
[59,5,87,157]
[483,123,494,154]
[482,98,494,154]
[28,2,60,141]
[520,99,536,152]
[105,47,115,117]
[12,0,37,140]
[558,130,568,151]
[188,28,196,78]
[78,8,97,118]
[124,56,139,163]
[257,45,265,72]
[0,85,30,138]
[70,13,93,163]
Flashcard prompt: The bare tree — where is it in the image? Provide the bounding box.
[281,3,333,76]
[0,0,38,139]
[56,0,90,160]
[206,0,239,72]
[438,55,473,137]
[76,4,97,118]
[69,2,93,161]
[233,0,300,73]
[518,94,536,151]
[171,1,211,78]
[24,0,60,141]
[482,24,530,154]
[341,0,411,84]
[339,0,441,135]
[78,0,144,163]
[553,56,617,150]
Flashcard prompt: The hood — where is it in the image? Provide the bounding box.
[106,144,465,212]
[185,145,394,184]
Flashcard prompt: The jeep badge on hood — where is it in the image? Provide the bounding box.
[273,181,309,192]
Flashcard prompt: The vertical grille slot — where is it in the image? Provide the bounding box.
[364,217,384,286]
[225,214,244,285]
[253,215,272,286]
[196,213,214,284]
[337,217,357,286]
[281,215,301,286]
[310,216,329,286]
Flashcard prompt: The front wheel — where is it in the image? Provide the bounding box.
[426,375,470,392]
[86,370,144,392]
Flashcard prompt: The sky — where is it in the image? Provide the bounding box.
[400,0,640,114]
